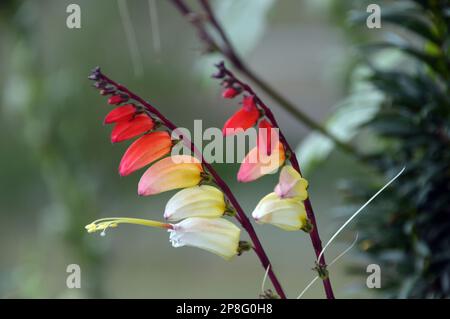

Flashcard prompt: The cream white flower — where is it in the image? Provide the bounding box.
[86,216,241,260]
[164,185,226,221]
[252,193,307,231]
[169,217,241,260]
[274,165,308,200]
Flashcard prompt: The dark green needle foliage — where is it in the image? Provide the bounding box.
[343,0,450,298]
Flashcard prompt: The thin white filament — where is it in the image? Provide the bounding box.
[317,166,405,263]
[329,232,359,267]
[296,276,319,299]
[297,232,359,299]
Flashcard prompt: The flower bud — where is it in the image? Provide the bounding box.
[108,94,128,105]
[111,114,154,143]
[222,87,239,99]
[104,104,137,124]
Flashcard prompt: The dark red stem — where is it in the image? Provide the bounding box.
[94,69,287,299]
[219,65,335,299]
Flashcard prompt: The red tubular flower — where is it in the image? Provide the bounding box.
[222,87,239,99]
[104,104,137,124]
[222,96,259,136]
[119,131,172,176]
[257,119,279,156]
[111,114,154,143]
[108,94,127,105]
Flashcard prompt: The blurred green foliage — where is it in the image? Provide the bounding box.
[338,0,450,298]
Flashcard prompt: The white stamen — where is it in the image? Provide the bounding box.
[317,166,405,263]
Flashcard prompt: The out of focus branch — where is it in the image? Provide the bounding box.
[169,0,361,159]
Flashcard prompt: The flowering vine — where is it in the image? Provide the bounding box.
[213,62,335,299]
[86,67,287,298]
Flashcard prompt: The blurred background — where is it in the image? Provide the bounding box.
[1,0,446,299]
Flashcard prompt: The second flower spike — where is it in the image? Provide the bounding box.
[164,185,226,221]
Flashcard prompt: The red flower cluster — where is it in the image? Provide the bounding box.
[102,102,172,176]
[89,69,203,196]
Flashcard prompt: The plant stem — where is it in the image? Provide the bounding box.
[170,0,361,160]
[94,69,287,299]
[219,64,335,299]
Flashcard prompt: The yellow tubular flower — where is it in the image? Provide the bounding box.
[274,165,308,200]
[251,193,307,231]
[164,185,226,222]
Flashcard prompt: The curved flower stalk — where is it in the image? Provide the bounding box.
[213,62,335,299]
[87,67,287,298]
